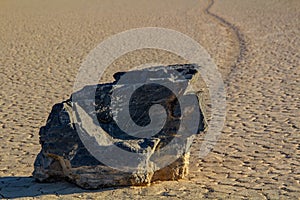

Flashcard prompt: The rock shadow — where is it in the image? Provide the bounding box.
[0,176,115,198]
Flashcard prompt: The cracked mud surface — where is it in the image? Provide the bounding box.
[0,0,299,199]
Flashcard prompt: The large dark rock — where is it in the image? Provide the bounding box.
[33,64,206,189]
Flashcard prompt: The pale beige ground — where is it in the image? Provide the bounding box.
[0,0,299,199]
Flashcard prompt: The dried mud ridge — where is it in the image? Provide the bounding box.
[205,0,247,82]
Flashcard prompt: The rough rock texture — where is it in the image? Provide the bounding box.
[33,64,206,189]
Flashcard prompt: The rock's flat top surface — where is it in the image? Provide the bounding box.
[0,0,299,199]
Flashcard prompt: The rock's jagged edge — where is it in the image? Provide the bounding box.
[33,64,207,189]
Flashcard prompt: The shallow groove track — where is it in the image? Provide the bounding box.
[205,0,247,82]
